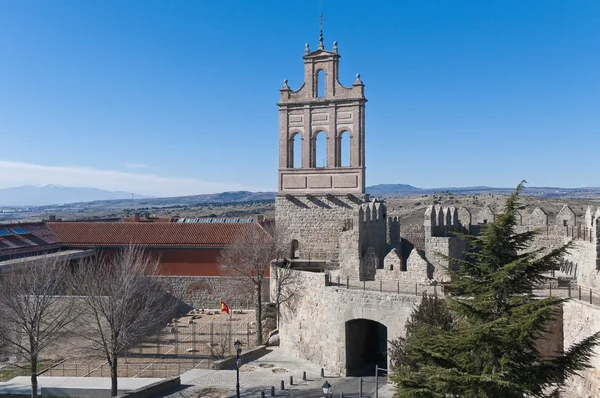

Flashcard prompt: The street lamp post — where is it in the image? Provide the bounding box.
[234,339,242,398]
[322,380,331,397]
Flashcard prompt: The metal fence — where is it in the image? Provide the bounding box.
[325,274,600,309]
[40,361,204,378]
[326,275,441,297]
[534,284,600,306]
[40,313,259,379]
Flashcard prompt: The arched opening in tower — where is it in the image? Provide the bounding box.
[317,69,325,97]
[312,131,327,168]
[290,132,302,168]
[345,319,388,376]
[339,130,351,167]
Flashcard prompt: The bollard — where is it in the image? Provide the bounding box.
[281,380,285,390]
[549,284,552,297]
[380,280,382,292]
[303,371,306,381]
[270,386,275,396]
[397,281,400,294]
[415,282,418,296]
[591,289,593,305]
[569,284,571,298]
[290,375,293,385]
[359,377,363,397]
[363,280,366,291]
[579,286,582,301]
[346,276,349,289]
[321,367,325,377]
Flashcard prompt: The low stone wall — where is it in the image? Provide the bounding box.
[211,346,270,370]
[114,377,180,398]
[153,276,270,310]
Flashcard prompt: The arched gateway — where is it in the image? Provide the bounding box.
[345,319,388,376]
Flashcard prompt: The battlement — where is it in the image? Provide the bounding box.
[424,205,470,237]
[357,200,386,223]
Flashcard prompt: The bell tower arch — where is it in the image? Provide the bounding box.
[277,41,367,195]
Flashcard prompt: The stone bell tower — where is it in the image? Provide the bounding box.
[275,36,372,264]
[277,39,367,195]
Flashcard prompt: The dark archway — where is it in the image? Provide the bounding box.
[345,319,387,376]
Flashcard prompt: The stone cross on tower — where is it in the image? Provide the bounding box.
[277,41,367,196]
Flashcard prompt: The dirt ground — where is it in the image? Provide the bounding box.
[2,310,258,380]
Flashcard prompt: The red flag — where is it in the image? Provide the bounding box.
[221,301,230,315]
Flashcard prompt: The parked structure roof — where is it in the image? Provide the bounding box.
[0,222,62,257]
[47,221,271,248]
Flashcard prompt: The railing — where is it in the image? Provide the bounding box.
[41,312,259,379]
[326,275,441,297]
[325,274,600,309]
[534,284,600,306]
[41,361,204,378]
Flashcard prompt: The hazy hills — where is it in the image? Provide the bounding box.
[0,185,152,206]
[1,184,600,208]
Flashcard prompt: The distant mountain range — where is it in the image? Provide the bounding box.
[0,185,152,206]
[1,183,599,207]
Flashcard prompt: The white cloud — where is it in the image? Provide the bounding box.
[125,163,157,169]
[0,160,254,197]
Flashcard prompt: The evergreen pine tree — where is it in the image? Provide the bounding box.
[393,182,600,397]
[389,292,454,371]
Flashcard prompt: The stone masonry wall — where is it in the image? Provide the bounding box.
[275,195,366,261]
[563,300,600,397]
[275,268,419,375]
[424,237,469,282]
[154,276,270,310]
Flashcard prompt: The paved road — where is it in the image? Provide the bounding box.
[159,347,395,398]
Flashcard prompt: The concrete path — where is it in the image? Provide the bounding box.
[161,347,395,398]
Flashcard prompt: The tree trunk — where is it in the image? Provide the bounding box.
[110,356,118,397]
[256,282,263,345]
[30,354,38,398]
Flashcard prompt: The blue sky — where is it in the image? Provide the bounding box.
[0,1,598,196]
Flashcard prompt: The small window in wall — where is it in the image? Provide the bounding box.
[291,239,299,259]
[317,69,325,97]
[364,247,377,269]
[483,220,488,224]
[563,219,568,227]
[290,133,302,168]
[312,131,327,168]
[339,130,350,167]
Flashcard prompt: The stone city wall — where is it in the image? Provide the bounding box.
[400,224,425,252]
[563,300,600,397]
[424,236,469,282]
[153,276,270,310]
[275,268,419,375]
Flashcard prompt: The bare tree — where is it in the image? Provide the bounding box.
[0,257,77,398]
[271,258,300,329]
[73,247,177,397]
[219,224,276,345]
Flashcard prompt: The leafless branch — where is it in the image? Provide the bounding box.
[0,257,77,398]
[72,246,177,397]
